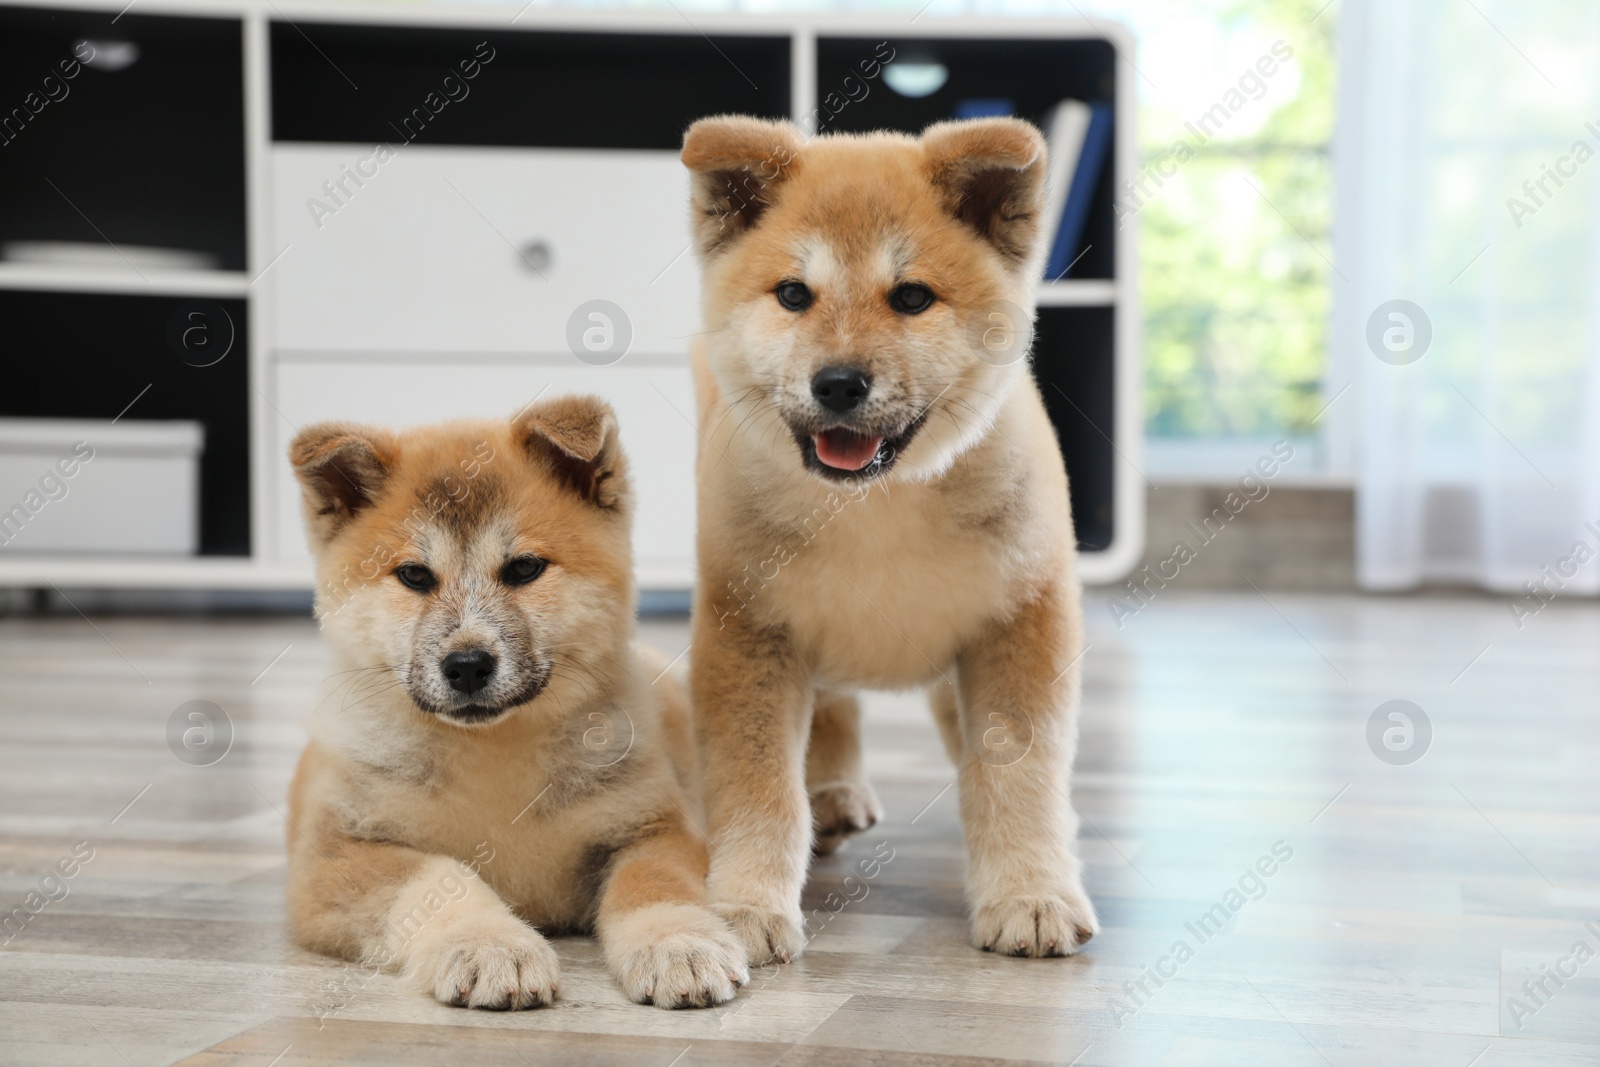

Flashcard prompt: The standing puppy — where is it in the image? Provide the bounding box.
[682,116,1099,964]
[285,396,747,1009]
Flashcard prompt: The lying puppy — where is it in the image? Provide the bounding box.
[682,116,1099,963]
[284,396,747,1009]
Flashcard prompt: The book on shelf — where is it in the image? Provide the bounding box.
[952,97,1016,119]
[1040,99,1113,282]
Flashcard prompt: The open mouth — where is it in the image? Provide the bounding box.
[813,428,884,471]
[794,417,925,481]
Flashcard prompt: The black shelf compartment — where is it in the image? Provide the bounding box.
[1033,305,1115,552]
[816,35,1116,280]
[271,24,791,150]
[0,290,251,557]
[0,6,247,271]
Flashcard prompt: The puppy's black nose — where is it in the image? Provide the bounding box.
[811,366,871,414]
[441,650,496,695]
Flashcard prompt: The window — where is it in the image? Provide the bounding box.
[1105,0,1338,475]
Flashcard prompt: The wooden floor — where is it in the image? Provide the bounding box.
[1,591,1597,1066]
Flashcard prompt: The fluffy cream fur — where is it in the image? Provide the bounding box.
[681,116,1100,964]
[284,396,746,1010]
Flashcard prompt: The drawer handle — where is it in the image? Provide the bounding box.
[517,239,552,276]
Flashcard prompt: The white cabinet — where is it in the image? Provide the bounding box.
[0,6,1138,593]
[268,144,706,583]
[270,146,701,356]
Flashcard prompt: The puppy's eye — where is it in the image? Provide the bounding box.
[775,280,813,312]
[395,564,436,593]
[889,283,935,315]
[500,556,547,586]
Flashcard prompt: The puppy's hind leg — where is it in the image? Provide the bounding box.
[596,809,750,1009]
[807,689,883,856]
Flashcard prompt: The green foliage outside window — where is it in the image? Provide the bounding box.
[1133,0,1336,440]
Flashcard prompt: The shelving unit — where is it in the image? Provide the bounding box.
[0,0,1142,590]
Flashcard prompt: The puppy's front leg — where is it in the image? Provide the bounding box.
[597,812,749,1008]
[955,581,1100,957]
[287,798,558,1008]
[690,605,813,964]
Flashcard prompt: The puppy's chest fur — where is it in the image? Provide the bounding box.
[324,712,664,929]
[743,443,1048,688]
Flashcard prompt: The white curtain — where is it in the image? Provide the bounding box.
[1336,0,1600,593]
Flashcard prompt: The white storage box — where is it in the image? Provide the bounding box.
[0,418,204,555]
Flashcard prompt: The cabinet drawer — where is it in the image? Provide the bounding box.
[271,146,701,355]
[270,356,697,581]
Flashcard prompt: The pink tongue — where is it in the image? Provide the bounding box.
[813,429,884,471]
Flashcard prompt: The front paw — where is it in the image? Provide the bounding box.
[710,901,806,965]
[417,921,560,1009]
[971,888,1099,958]
[606,903,750,1009]
[810,778,883,856]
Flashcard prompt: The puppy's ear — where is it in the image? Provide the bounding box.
[513,394,628,510]
[289,423,397,545]
[682,115,804,255]
[921,118,1048,269]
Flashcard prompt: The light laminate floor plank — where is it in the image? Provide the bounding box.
[1,592,1596,1066]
